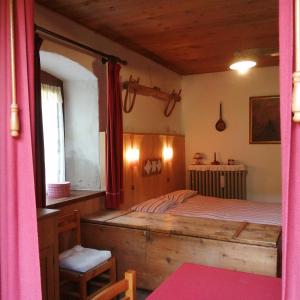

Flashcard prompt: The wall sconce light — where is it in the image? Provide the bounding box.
[163,146,173,161]
[125,147,140,164]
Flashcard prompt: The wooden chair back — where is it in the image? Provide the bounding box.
[91,270,136,300]
[57,210,81,249]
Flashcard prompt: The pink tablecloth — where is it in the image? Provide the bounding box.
[147,263,281,300]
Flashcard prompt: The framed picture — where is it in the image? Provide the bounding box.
[249,95,280,144]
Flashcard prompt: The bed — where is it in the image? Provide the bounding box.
[81,190,282,290]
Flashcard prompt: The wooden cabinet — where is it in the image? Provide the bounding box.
[37,208,60,300]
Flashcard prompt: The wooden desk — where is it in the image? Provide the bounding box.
[147,263,281,300]
[37,208,60,300]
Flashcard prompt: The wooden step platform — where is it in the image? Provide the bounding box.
[81,210,281,290]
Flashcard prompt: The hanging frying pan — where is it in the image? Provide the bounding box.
[215,102,226,131]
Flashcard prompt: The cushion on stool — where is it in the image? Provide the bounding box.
[59,245,111,273]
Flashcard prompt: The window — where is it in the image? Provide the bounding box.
[41,83,65,187]
[40,43,102,198]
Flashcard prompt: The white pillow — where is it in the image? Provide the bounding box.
[130,190,197,213]
[164,189,198,204]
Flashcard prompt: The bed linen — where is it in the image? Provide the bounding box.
[167,195,281,226]
[131,193,281,226]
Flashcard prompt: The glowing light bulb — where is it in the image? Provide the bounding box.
[229,60,256,75]
[163,146,173,161]
[126,147,139,163]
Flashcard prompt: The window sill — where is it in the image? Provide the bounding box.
[46,190,105,208]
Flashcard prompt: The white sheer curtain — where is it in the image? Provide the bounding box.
[41,84,65,186]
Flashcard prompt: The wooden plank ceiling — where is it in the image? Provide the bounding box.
[36,0,279,75]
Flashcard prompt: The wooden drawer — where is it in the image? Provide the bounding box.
[38,216,56,249]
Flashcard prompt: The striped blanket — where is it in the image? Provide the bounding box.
[167,195,281,226]
[131,192,281,226]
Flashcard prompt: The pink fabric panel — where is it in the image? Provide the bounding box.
[147,263,281,300]
[0,0,42,299]
[280,0,300,299]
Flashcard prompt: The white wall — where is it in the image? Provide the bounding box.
[40,41,101,190]
[36,5,281,202]
[182,67,281,203]
[64,80,100,190]
[35,5,183,135]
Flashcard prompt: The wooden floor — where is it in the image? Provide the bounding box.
[137,289,151,300]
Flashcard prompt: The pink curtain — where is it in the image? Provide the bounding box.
[280,0,300,299]
[34,35,46,208]
[0,0,42,299]
[105,62,123,209]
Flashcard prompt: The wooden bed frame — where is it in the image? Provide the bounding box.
[81,210,281,291]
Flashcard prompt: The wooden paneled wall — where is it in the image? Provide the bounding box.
[122,133,186,209]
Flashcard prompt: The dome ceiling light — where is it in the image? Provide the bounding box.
[229,48,279,75]
[229,60,257,75]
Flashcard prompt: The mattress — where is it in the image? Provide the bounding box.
[166,195,281,226]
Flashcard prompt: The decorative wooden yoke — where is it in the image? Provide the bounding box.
[123,75,181,117]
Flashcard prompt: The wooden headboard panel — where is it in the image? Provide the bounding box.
[122,133,186,209]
